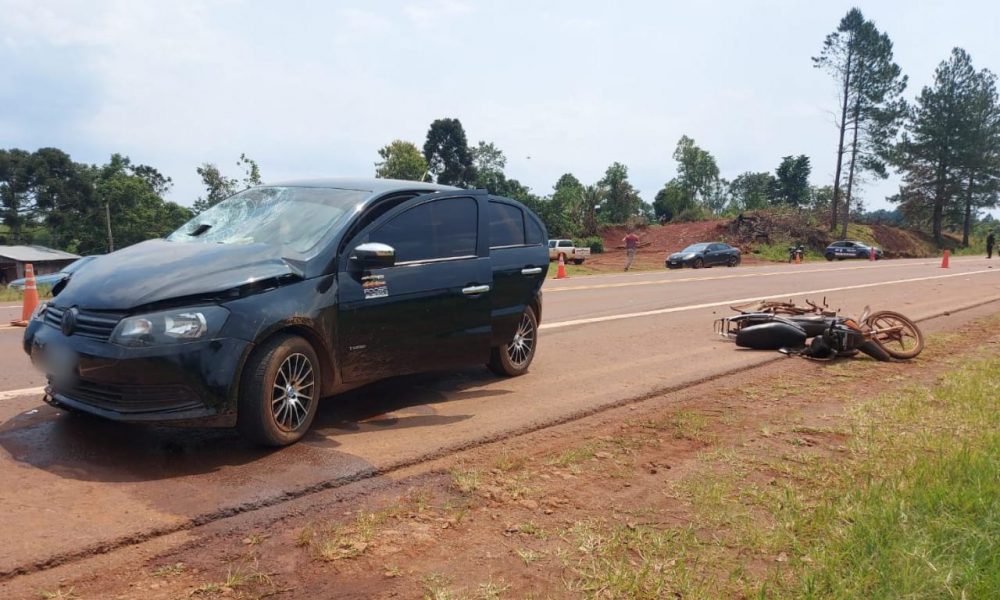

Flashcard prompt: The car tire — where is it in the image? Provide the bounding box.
[825,253,834,261]
[727,255,740,267]
[238,334,320,447]
[692,257,704,269]
[488,306,538,377]
[573,259,584,265]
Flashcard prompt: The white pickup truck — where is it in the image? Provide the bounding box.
[548,239,591,265]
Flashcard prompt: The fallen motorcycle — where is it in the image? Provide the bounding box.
[715,299,924,361]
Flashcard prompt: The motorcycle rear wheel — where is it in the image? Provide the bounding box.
[864,311,924,359]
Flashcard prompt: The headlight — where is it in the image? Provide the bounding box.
[110,306,229,347]
[31,301,49,321]
[683,253,697,259]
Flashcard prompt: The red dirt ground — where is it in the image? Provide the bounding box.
[17,310,997,600]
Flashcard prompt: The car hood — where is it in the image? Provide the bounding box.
[668,252,694,259]
[52,240,302,311]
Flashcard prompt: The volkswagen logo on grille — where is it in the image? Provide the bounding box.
[61,307,79,336]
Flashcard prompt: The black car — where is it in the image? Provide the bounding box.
[824,240,882,261]
[666,242,741,269]
[24,179,549,446]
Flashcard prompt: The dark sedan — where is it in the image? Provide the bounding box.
[824,240,882,261]
[666,242,741,269]
[24,179,549,446]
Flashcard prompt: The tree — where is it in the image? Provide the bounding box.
[653,180,694,222]
[598,162,642,223]
[191,154,261,214]
[471,140,507,192]
[375,140,427,181]
[578,185,604,236]
[814,8,907,236]
[727,172,776,211]
[671,135,722,212]
[772,155,812,207]
[544,173,584,237]
[423,118,476,187]
[893,49,998,243]
[957,61,1000,244]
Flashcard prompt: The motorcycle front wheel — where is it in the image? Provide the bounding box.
[864,311,925,359]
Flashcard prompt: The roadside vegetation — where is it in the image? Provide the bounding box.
[0,284,51,303]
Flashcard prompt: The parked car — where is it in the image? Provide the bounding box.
[7,256,99,290]
[666,242,741,269]
[824,240,882,261]
[24,179,549,446]
[547,239,590,264]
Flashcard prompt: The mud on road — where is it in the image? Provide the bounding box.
[4,302,999,599]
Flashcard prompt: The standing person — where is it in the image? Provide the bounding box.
[987,231,995,259]
[623,230,640,271]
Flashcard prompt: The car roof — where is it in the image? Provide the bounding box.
[265,177,460,195]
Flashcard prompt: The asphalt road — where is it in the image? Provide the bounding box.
[1,256,999,578]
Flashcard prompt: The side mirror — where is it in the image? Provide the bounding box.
[350,242,396,270]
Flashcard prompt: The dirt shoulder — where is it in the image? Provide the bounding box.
[7,306,1000,600]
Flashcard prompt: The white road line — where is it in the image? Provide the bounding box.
[0,386,45,401]
[540,268,1000,330]
[546,260,946,293]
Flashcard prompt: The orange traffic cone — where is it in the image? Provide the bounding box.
[870,247,876,262]
[941,249,950,268]
[795,252,801,265]
[11,263,39,327]
[556,253,567,279]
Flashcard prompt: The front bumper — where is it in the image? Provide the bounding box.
[666,257,693,269]
[25,319,251,426]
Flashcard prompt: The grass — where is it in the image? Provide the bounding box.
[450,467,483,494]
[546,261,603,278]
[642,410,709,440]
[0,284,52,303]
[150,562,186,577]
[551,331,999,598]
[39,589,77,600]
[297,506,403,561]
[751,242,824,263]
[775,356,1000,598]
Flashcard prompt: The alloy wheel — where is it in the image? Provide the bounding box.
[271,352,315,432]
[506,312,536,367]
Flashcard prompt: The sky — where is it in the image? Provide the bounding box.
[2,0,998,213]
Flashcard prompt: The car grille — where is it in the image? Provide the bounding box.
[49,377,204,414]
[44,306,124,341]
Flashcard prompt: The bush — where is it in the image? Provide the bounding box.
[574,236,604,254]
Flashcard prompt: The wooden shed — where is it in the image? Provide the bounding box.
[0,245,80,286]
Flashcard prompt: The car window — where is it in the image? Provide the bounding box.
[558,240,573,247]
[489,202,525,248]
[526,216,545,245]
[548,240,556,248]
[370,197,478,263]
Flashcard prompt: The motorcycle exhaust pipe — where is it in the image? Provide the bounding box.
[858,340,892,362]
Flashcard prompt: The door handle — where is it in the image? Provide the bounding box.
[462,284,490,295]
[521,267,543,275]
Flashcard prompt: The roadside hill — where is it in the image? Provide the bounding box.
[592,211,957,271]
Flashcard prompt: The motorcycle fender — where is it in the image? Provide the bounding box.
[735,322,808,350]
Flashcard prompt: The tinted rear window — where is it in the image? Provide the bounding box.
[526,215,545,245]
[489,202,525,248]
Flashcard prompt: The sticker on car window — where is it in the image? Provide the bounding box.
[362,274,388,300]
